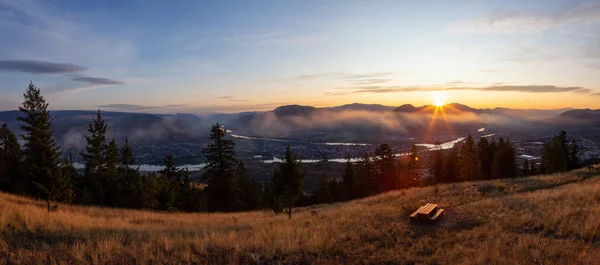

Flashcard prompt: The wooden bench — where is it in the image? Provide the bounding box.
[410,203,444,224]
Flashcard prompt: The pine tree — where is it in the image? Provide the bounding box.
[542,136,567,174]
[269,145,305,219]
[429,142,444,185]
[237,161,264,210]
[202,124,242,212]
[477,137,496,180]
[459,134,481,181]
[405,144,422,187]
[0,123,23,192]
[178,168,206,212]
[444,146,460,183]
[567,140,582,170]
[314,173,333,204]
[104,139,121,206]
[341,160,355,200]
[158,154,181,211]
[118,137,143,208]
[18,82,66,210]
[355,152,378,197]
[491,137,517,179]
[374,144,399,191]
[81,110,107,206]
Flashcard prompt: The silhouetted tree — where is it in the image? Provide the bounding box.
[314,173,333,204]
[18,82,68,210]
[104,139,121,206]
[444,146,460,183]
[477,137,496,180]
[158,154,181,211]
[0,123,23,193]
[429,141,444,185]
[374,144,399,191]
[460,134,481,181]
[202,124,242,212]
[269,145,305,219]
[405,144,422,187]
[341,160,355,200]
[355,153,378,197]
[542,136,567,174]
[237,161,264,210]
[81,110,108,206]
[491,137,517,179]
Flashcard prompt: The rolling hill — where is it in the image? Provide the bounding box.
[1,168,599,264]
[0,103,596,148]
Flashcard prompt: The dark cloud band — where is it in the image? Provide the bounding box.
[0,60,86,74]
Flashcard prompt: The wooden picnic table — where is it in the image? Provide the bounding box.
[410,203,444,224]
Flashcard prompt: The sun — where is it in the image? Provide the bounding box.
[432,93,446,107]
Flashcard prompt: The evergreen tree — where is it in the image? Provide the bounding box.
[237,161,264,210]
[104,139,121,206]
[80,110,107,206]
[477,137,496,180]
[459,134,481,181]
[373,144,399,191]
[491,137,517,179]
[179,168,207,212]
[314,173,333,204]
[429,142,444,185]
[405,144,422,187]
[158,154,181,211]
[567,140,582,170]
[355,152,378,197]
[118,138,144,208]
[269,145,305,219]
[328,179,343,202]
[444,146,460,183]
[0,123,23,192]
[202,124,242,212]
[341,160,355,200]
[18,82,67,210]
[542,136,567,174]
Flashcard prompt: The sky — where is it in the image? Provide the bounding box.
[0,0,599,113]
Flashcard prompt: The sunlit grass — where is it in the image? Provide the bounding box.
[1,169,599,264]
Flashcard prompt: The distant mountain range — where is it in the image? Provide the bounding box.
[0,103,596,148]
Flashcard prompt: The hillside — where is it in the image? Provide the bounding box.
[1,169,599,264]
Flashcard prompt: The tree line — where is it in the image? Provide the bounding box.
[296,132,582,205]
[0,82,586,215]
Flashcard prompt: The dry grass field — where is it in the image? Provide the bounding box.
[1,168,599,264]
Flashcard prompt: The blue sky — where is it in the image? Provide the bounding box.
[0,0,599,113]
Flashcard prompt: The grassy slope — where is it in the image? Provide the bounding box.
[1,169,600,265]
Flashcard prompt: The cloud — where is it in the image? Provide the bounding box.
[0,60,86,74]
[220,96,248,102]
[328,84,596,96]
[96,104,187,111]
[451,1,600,34]
[72,76,123,85]
[260,72,394,84]
[97,104,160,111]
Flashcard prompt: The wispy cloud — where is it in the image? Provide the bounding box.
[0,60,86,74]
[328,84,597,96]
[72,76,123,85]
[451,1,600,34]
[260,72,394,84]
[96,104,187,111]
[220,96,248,102]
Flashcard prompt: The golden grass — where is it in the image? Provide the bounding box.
[1,169,599,264]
